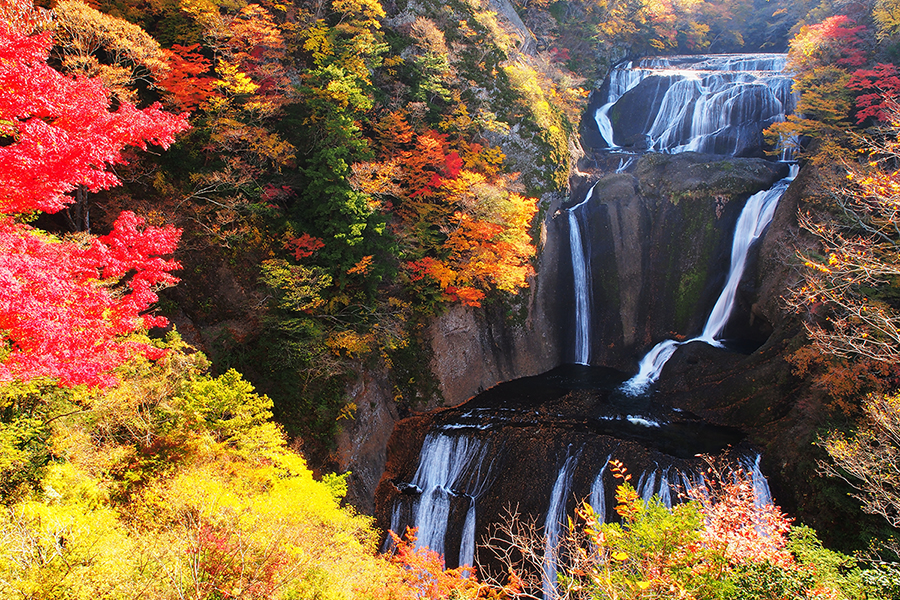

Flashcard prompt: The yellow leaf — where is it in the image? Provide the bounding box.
[613,551,628,561]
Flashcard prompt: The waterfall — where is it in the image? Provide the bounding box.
[458,449,495,572]
[697,167,797,344]
[657,468,673,508]
[638,470,653,501]
[621,165,798,395]
[568,184,597,365]
[589,454,612,523]
[459,502,477,575]
[636,468,678,507]
[744,454,773,507]
[593,54,795,156]
[543,451,579,600]
[401,433,492,559]
[594,61,646,148]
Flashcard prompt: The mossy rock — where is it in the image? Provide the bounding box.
[635,152,785,203]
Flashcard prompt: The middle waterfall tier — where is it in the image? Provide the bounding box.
[621,164,798,395]
[557,153,789,368]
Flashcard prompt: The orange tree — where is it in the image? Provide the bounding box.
[353,110,538,310]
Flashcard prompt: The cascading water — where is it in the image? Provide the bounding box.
[568,184,598,365]
[592,54,795,156]
[390,433,494,561]
[594,61,645,148]
[621,164,799,395]
[589,454,612,523]
[657,469,672,507]
[543,451,580,600]
[569,212,591,365]
[744,454,773,507]
[459,453,495,571]
[637,470,657,502]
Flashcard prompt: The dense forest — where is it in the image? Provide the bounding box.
[3,0,900,596]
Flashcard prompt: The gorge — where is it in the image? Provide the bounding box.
[9,0,900,595]
[372,52,819,583]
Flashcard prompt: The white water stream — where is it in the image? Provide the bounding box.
[588,454,612,523]
[568,184,597,365]
[397,433,493,562]
[594,54,794,155]
[569,211,591,365]
[543,451,579,600]
[621,165,798,395]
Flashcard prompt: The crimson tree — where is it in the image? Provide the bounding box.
[0,5,190,387]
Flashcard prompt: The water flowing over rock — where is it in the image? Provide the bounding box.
[588,454,612,523]
[385,432,494,559]
[376,366,766,573]
[557,153,786,368]
[621,165,798,394]
[585,54,795,157]
[543,450,580,599]
[568,184,597,365]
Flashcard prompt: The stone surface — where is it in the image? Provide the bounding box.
[553,152,785,368]
[333,362,400,514]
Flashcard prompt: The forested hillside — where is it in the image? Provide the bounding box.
[4,0,900,596]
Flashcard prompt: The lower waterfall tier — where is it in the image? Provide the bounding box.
[375,364,761,573]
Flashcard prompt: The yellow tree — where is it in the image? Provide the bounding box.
[52,0,170,104]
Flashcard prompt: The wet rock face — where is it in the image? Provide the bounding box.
[374,365,755,572]
[554,152,786,368]
[607,76,675,147]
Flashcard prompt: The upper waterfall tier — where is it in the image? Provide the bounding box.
[588,53,795,157]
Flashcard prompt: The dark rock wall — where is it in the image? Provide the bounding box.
[556,153,786,368]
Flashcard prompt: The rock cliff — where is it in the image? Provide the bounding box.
[556,152,787,367]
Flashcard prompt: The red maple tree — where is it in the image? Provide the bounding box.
[0,5,189,387]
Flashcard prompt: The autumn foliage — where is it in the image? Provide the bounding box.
[389,528,487,600]
[0,6,188,387]
[0,213,180,387]
[789,103,900,366]
[539,465,856,599]
[0,20,188,215]
[849,63,900,123]
[355,112,538,307]
[159,43,218,112]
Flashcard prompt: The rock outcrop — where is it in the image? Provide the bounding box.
[554,152,787,368]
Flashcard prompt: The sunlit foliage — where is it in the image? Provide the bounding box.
[0,5,188,387]
[481,463,883,599]
[0,337,415,600]
[354,112,538,308]
[765,15,869,163]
